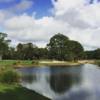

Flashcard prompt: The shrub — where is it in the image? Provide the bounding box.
[13,62,17,65]
[0,70,20,84]
[31,60,39,64]
[13,61,21,65]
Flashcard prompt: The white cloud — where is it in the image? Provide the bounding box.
[1,0,100,50]
[0,11,6,24]
[79,4,100,27]
[4,14,69,43]
[0,0,13,2]
[4,14,35,30]
[52,0,85,15]
[51,0,100,49]
[14,0,34,11]
[0,0,34,14]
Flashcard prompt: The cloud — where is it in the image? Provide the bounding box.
[4,14,69,43]
[1,0,100,50]
[0,10,14,25]
[55,8,91,29]
[51,0,85,15]
[0,0,13,3]
[51,0,100,49]
[0,11,6,24]
[0,0,34,14]
[13,0,34,12]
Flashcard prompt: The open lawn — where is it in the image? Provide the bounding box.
[0,84,50,100]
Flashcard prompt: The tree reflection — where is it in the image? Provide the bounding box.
[50,73,73,93]
[50,67,82,94]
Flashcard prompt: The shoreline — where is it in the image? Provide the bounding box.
[14,60,97,68]
[0,59,99,69]
[14,61,81,68]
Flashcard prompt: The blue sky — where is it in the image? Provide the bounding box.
[0,0,98,17]
[0,0,53,18]
[32,0,53,18]
[0,0,100,50]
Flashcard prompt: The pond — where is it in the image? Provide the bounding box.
[18,64,100,100]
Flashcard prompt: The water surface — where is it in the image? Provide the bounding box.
[18,64,100,100]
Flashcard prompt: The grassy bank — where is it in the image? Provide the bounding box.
[0,60,51,100]
[0,60,33,68]
[0,84,50,100]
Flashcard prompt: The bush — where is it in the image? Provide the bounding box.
[31,60,39,64]
[0,70,20,84]
[13,60,21,65]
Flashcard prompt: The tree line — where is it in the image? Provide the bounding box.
[0,32,100,61]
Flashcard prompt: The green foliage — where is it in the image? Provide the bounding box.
[67,40,84,60]
[0,70,20,84]
[85,48,100,60]
[16,43,38,60]
[47,33,84,61]
[36,48,48,59]
[31,60,39,64]
[84,51,95,59]
[94,49,100,59]
[47,33,69,60]
[2,32,100,61]
[1,32,85,61]
[0,33,11,59]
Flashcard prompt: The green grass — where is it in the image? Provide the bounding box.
[0,84,50,100]
[0,60,35,70]
[0,60,32,66]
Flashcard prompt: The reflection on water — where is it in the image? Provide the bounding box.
[49,67,82,94]
[18,64,100,100]
[50,74,73,93]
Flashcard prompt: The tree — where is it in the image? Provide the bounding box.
[37,48,48,59]
[47,33,84,61]
[16,43,24,60]
[84,48,100,60]
[67,40,84,60]
[0,32,11,60]
[84,50,95,60]
[47,33,69,60]
[16,43,38,60]
[2,47,16,60]
[23,43,37,60]
[94,49,100,59]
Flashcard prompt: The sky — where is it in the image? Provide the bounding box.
[0,0,100,50]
